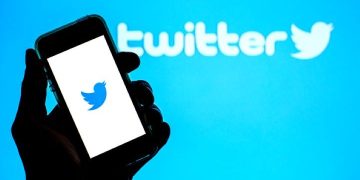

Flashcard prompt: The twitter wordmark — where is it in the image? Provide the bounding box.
[118,21,333,60]
[81,81,107,111]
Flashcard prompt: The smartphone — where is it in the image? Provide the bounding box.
[35,15,156,165]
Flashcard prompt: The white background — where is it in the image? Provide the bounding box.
[48,36,145,158]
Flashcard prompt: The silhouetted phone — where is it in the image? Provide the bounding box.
[35,15,156,166]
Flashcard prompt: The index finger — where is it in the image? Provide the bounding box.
[13,49,47,129]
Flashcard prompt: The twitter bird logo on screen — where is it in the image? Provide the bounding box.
[81,81,107,111]
[291,22,333,60]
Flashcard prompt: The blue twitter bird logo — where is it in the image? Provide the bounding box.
[81,81,107,111]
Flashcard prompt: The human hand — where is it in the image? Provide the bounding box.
[12,49,170,180]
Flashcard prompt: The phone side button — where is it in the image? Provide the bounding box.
[49,81,55,92]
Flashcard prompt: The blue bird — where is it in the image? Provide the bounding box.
[81,81,107,111]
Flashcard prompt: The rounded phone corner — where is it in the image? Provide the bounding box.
[84,14,105,22]
[34,35,46,60]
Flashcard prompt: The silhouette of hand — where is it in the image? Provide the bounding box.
[12,49,170,180]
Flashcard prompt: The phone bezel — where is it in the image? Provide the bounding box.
[35,15,156,166]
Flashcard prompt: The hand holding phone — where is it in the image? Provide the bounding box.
[12,18,170,179]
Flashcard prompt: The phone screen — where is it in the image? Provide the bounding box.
[47,35,146,158]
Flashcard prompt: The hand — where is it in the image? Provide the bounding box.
[12,49,170,180]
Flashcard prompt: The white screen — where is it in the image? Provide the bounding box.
[48,35,146,158]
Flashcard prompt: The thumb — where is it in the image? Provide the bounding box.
[15,49,47,124]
